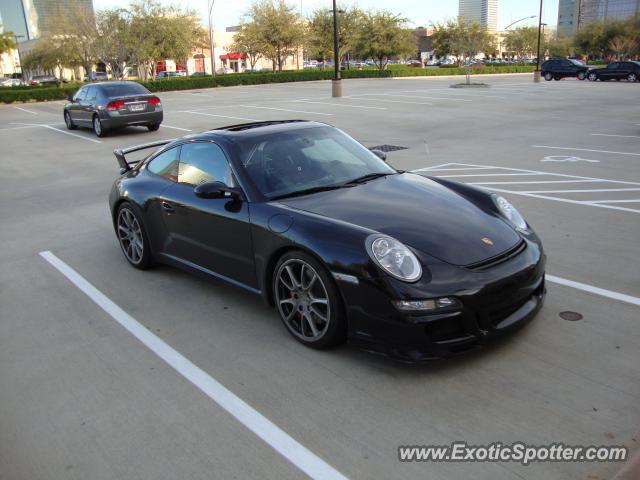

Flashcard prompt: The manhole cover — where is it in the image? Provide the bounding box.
[559,311,583,321]
[369,144,408,152]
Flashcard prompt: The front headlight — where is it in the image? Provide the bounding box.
[366,235,422,282]
[493,195,528,230]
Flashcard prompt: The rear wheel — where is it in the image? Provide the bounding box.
[273,251,346,349]
[577,71,586,80]
[116,203,153,269]
[587,72,598,82]
[93,115,107,137]
[553,75,561,81]
[543,72,553,81]
[147,123,161,131]
[628,73,638,82]
[64,110,77,130]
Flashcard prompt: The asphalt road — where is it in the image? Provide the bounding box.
[1,74,639,480]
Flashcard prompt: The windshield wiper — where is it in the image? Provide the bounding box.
[343,172,395,185]
[270,183,352,200]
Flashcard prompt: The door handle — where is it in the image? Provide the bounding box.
[161,201,175,213]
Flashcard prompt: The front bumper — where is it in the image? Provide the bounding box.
[338,237,546,362]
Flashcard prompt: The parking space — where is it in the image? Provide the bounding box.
[1,74,639,480]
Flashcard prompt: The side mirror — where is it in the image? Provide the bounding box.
[370,149,387,162]
[194,181,241,199]
[67,95,74,102]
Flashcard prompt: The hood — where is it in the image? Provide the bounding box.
[278,173,521,266]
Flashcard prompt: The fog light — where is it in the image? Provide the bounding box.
[393,297,460,312]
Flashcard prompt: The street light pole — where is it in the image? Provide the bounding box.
[504,15,537,30]
[208,0,216,78]
[534,0,543,82]
[331,0,341,97]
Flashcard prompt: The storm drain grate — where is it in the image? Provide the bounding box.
[369,144,408,152]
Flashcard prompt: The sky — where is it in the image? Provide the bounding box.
[93,0,561,31]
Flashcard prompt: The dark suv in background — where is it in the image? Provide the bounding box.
[63,81,163,137]
[540,59,588,81]
[587,61,640,82]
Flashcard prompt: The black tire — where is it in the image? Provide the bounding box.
[273,250,346,349]
[115,202,153,270]
[543,72,553,81]
[627,73,638,83]
[147,123,161,131]
[577,71,586,81]
[93,114,107,137]
[587,72,598,82]
[64,110,77,130]
[553,75,561,81]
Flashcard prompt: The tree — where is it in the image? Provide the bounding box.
[229,22,264,71]
[0,28,17,77]
[504,26,539,61]
[609,35,636,60]
[94,9,134,79]
[306,6,364,66]
[573,19,627,61]
[243,0,304,72]
[431,19,494,66]
[352,11,415,70]
[547,35,574,58]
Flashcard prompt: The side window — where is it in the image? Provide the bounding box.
[178,142,232,187]
[85,86,97,102]
[73,87,87,102]
[608,62,619,69]
[147,147,179,181]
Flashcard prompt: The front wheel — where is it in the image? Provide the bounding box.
[553,75,561,81]
[115,203,153,269]
[273,251,346,349]
[147,122,161,131]
[64,110,77,130]
[628,73,638,83]
[587,72,598,82]
[543,72,553,81]
[93,115,107,137]
[577,71,586,80]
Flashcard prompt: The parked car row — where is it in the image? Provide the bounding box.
[540,59,640,82]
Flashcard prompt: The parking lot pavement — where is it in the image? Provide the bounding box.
[1,74,639,480]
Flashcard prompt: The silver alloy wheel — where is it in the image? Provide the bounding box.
[117,208,144,264]
[275,259,330,341]
[544,72,552,81]
[64,111,72,128]
[588,72,597,81]
[93,116,101,135]
[578,71,585,80]
[628,73,637,82]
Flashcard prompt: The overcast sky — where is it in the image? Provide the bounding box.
[93,0,560,31]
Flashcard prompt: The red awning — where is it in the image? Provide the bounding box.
[219,53,247,60]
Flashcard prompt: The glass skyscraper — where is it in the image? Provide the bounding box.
[459,0,498,31]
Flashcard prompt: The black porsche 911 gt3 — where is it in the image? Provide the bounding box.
[109,120,546,362]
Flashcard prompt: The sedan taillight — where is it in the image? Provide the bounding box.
[106,101,125,111]
[147,97,161,106]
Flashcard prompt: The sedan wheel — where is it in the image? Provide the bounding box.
[64,111,77,130]
[274,252,345,348]
[116,204,152,269]
[93,115,107,137]
[628,73,638,82]
[587,72,598,82]
[544,72,553,81]
[577,71,586,80]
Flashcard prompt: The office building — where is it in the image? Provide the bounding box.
[459,0,498,31]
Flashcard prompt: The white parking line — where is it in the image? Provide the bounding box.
[13,122,102,144]
[519,188,640,194]
[239,105,333,116]
[435,173,542,178]
[546,275,640,307]
[532,145,640,156]
[291,100,386,110]
[343,96,433,106]
[0,124,41,132]
[39,251,348,480]
[589,199,640,204]
[591,133,640,139]
[160,124,192,132]
[469,180,601,185]
[13,106,38,115]
[356,93,471,102]
[178,111,259,122]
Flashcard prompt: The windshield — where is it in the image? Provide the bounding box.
[237,126,396,199]
[101,83,150,97]
[569,59,584,66]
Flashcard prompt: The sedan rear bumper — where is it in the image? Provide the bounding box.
[101,111,163,129]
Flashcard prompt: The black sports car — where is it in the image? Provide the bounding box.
[108,121,546,362]
[64,81,163,137]
[587,61,640,82]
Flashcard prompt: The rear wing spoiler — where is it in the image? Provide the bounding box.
[114,139,175,173]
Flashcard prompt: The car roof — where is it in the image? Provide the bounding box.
[90,80,142,87]
[204,120,327,140]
